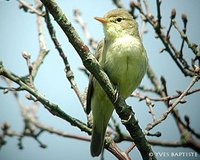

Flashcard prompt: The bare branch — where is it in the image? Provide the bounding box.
[173,18,200,58]
[156,0,162,31]
[18,0,43,16]
[145,97,156,122]
[31,0,49,80]
[145,76,199,131]
[132,87,200,102]
[131,1,197,77]
[0,63,91,134]
[37,0,156,159]
[44,10,85,110]
[105,137,131,160]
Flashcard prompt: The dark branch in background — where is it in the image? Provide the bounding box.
[179,13,187,55]
[132,87,200,103]
[39,0,156,159]
[166,8,175,37]
[155,0,162,32]
[44,9,85,110]
[145,76,199,131]
[78,66,90,77]
[0,63,91,134]
[145,64,200,151]
[0,78,90,150]
[130,0,199,77]
[173,15,200,58]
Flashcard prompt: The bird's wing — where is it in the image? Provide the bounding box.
[86,40,104,114]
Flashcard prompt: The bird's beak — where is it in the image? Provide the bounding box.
[94,17,108,24]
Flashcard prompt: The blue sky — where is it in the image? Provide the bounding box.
[0,0,200,160]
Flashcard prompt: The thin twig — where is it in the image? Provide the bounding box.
[125,143,136,154]
[0,64,91,134]
[140,15,148,38]
[156,0,162,31]
[145,97,156,122]
[173,20,199,57]
[132,2,196,77]
[105,137,131,160]
[31,0,49,80]
[22,51,33,87]
[44,10,85,110]
[143,0,150,17]
[167,8,176,38]
[145,76,199,131]
[1,77,90,150]
[132,87,200,102]
[18,0,43,16]
[122,134,200,151]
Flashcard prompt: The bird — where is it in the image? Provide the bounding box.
[86,8,148,157]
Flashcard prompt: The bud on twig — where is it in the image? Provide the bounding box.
[22,51,31,60]
[170,8,176,19]
[155,131,162,137]
[159,48,166,53]
[3,89,9,94]
[184,115,190,126]
[146,131,162,137]
[40,143,47,148]
[181,13,188,26]
[25,94,37,102]
[1,122,10,131]
[130,0,136,9]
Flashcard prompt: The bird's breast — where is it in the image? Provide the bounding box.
[101,35,147,98]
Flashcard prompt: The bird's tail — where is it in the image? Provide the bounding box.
[90,124,106,157]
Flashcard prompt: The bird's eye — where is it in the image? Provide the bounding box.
[116,17,122,22]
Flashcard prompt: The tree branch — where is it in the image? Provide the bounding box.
[0,62,91,134]
[40,0,156,159]
[145,76,199,131]
[44,10,85,110]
